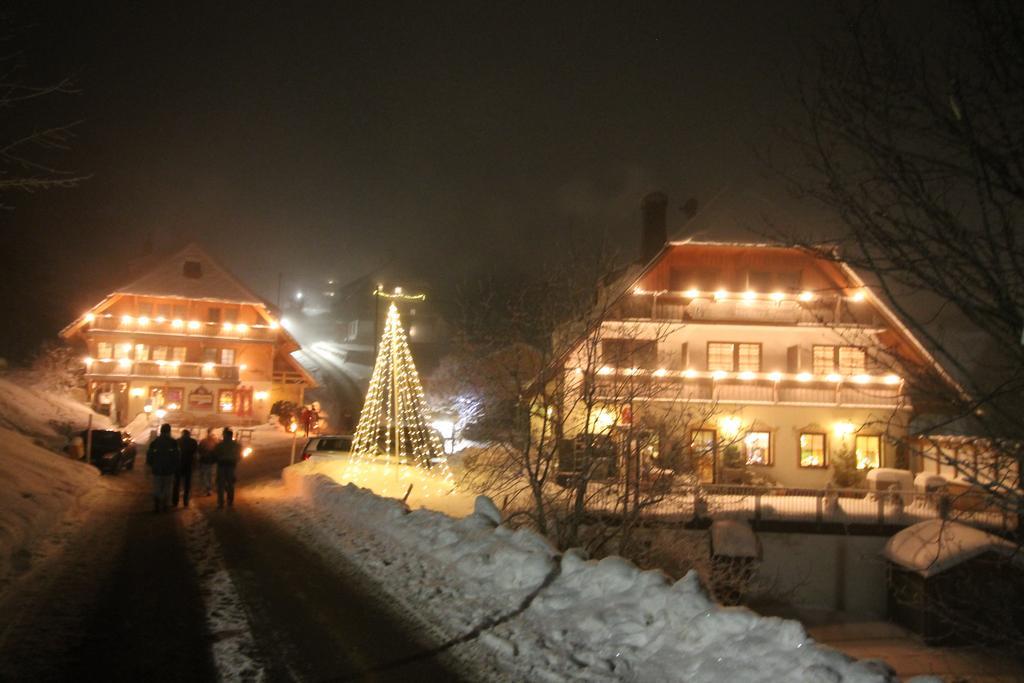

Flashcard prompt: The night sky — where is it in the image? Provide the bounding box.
[3,1,848,360]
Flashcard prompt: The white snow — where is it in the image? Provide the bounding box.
[883,519,1023,578]
[275,467,896,682]
[912,473,946,493]
[0,426,98,579]
[0,376,111,448]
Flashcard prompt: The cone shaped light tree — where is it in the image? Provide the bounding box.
[351,303,450,478]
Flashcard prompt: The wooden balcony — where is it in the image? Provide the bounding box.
[86,360,241,383]
[87,315,275,342]
[616,293,883,328]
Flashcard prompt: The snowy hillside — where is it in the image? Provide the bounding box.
[0,376,111,449]
[0,426,98,580]
[278,468,898,682]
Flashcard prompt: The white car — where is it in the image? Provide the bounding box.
[301,434,353,461]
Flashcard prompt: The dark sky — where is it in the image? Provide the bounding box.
[3,0,848,359]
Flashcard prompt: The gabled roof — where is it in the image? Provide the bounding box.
[116,242,267,305]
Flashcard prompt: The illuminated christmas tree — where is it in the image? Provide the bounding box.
[351,302,450,479]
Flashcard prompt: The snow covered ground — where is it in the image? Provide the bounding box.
[269,465,909,682]
[0,376,111,448]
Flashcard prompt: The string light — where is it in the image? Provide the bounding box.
[84,313,95,323]
[188,320,201,330]
[799,291,814,302]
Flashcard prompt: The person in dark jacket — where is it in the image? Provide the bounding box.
[213,428,242,509]
[172,429,199,507]
[146,424,180,513]
[197,428,219,496]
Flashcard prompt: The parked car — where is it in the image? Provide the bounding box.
[300,434,353,461]
[80,429,137,474]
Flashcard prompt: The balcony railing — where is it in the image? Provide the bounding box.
[86,315,275,341]
[618,292,882,328]
[86,360,240,382]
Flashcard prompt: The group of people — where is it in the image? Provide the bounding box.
[146,424,242,512]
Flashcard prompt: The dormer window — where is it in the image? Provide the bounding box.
[183,260,203,279]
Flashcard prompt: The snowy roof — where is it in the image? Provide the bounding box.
[115,243,268,305]
[883,519,1022,577]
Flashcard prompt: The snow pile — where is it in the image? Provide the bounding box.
[0,376,111,448]
[0,426,98,579]
[884,519,1023,577]
[281,469,895,682]
[289,455,477,517]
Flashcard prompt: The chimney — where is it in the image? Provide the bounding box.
[641,191,668,263]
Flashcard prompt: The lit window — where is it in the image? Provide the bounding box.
[96,342,113,359]
[207,308,221,324]
[134,344,150,361]
[151,346,169,361]
[220,349,236,365]
[855,435,881,470]
[744,431,771,466]
[707,343,736,372]
[218,390,235,414]
[202,348,218,363]
[799,433,827,467]
[172,347,187,362]
[838,346,867,374]
[737,343,761,372]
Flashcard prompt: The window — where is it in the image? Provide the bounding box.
[220,349,236,365]
[737,344,761,372]
[172,346,187,362]
[707,342,735,371]
[747,271,773,291]
[218,389,235,414]
[707,342,761,372]
[201,347,218,363]
[838,346,867,374]
[115,343,133,359]
[776,271,802,292]
[96,342,113,359]
[207,307,221,324]
[813,345,867,374]
[134,343,149,360]
[855,435,882,470]
[601,339,657,369]
[670,268,721,292]
[151,346,169,361]
[744,431,772,466]
[183,260,203,279]
[799,433,827,467]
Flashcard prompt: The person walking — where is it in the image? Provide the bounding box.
[146,424,180,513]
[213,428,242,509]
[197,428,219,496]
[172,428,198,507]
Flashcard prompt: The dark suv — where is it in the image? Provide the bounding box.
[81,430,137,474]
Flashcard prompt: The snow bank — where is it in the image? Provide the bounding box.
[282,468,895,682]
[0,426,98,579]
[883,519,1022,578]
[0,376,111,448]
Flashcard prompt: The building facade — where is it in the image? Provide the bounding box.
[61,243,315,425]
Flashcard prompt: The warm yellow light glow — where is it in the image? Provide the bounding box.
[223,322,234,331]
[118,358,131,368]
[129,387,145,397]
[236,323,249,333]
[683,368,697,379]
[799,291,814,302]
[712,370,727,381]
[714,289,728,301]
[156,360,166,366]
[254,390,269,401]
[597,366,614,375]
[121,315,133,324]
[239,363,248,371]
[738,371,756,381]
[155,316,166,323]
[883,374,901,385]
[625,367,640,376]
[719,415,743,438]
[742,290,756,301]
[188,320,201,330]
[242,446,253,459]
[289,421,298,433]
[138,316,150,326]
[167,403,179,411]
[768,371,782,382]
[834,421,856,436]
[84,312,95,323]
[269,320,280,329]
[684,288,700,298]
[203,362,215,370]
[826,373,842,382]
[155,408,167,419]
[633,287,647,295]
[770,291,784,302]
[83,357,94,366]
[796,372,812,382]
[143,404,153,413]
[852,374,871,384]
[172,318,183,328]
[593,408,616,431]
[653,368,668,377]
[170,360,181,368]
[850,290,866,302]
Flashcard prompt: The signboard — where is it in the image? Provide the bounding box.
[188,386,214,410]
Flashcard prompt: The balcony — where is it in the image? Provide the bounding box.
[86,314,276,342]
[588,367,904,408]
[86,359,241,383]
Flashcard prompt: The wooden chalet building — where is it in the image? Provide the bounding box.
[61,243,315,425]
